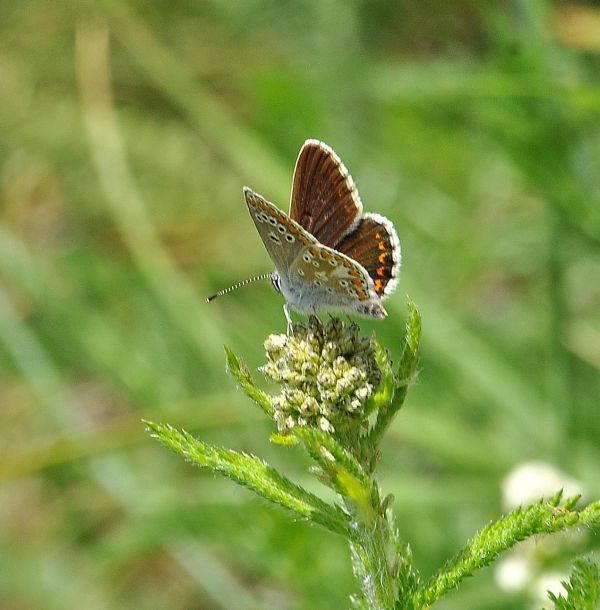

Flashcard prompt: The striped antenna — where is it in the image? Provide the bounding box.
[206,273,274,303]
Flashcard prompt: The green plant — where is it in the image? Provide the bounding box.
[147,302,600,609]
[546,558,599,610]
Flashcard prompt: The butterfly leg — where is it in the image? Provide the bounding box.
[283,303,294,335]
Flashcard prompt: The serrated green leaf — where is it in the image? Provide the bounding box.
[412,497,600,608]
[146,420,351,537]
[398,299,421,385]
[367,342,395,415]
[547,557,599,610]
[366,299,421,454]
[224,346,273,416]
[293,428,369,486]
[270,432,299,446]
[293,427,374,523]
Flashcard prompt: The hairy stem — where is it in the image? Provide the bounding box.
[348,485,402,609]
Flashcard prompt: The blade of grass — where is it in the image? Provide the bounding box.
[75,18,224,374]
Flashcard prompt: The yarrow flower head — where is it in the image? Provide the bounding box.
[260,316,382,435]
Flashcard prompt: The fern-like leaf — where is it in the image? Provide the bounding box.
[224,346,273,416]
[293,427,374,524]
[145,421,350,536]
[412,495,600,608]
[367,299,421,450]
[547,557,599,610]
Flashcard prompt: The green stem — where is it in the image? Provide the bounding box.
[348,485,400,609]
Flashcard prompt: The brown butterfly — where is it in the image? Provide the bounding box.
[208,140,401,327]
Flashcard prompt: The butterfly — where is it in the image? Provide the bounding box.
[208,140,401,328]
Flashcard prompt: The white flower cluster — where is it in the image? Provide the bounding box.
[261,317,381,433]
[495,461,586,607]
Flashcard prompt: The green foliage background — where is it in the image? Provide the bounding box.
[1,1,599,608]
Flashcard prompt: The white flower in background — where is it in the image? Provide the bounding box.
[494,554,532,591]
[501,460,584,510]
[535,570,569,610]
[495,461,585,603]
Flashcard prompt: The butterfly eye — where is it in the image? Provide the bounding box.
[339,279,348,288]
[326,287,334,294]
[277,224,286,234]
[268,216,277,226]
[312,260,319,267]
[328,258,337,266]
[297,268,305,276]
[302,253,312,262]
[313,280,322,286]
[285,234,295,243]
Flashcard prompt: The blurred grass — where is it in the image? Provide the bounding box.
[1,1,600,608]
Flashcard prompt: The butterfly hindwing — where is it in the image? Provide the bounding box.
[335,213,401,298]
[290,140,362,248]
[287,241,378,311]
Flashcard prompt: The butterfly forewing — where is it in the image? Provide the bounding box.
[336,213,401,298]
[244,187,313,281]
[290,140,363,248]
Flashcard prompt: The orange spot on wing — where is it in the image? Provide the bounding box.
[378,241,386,250]
[376,266,385,277]
[374,279,383,293]
[352,278,363,287]
[378,252,387,263]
